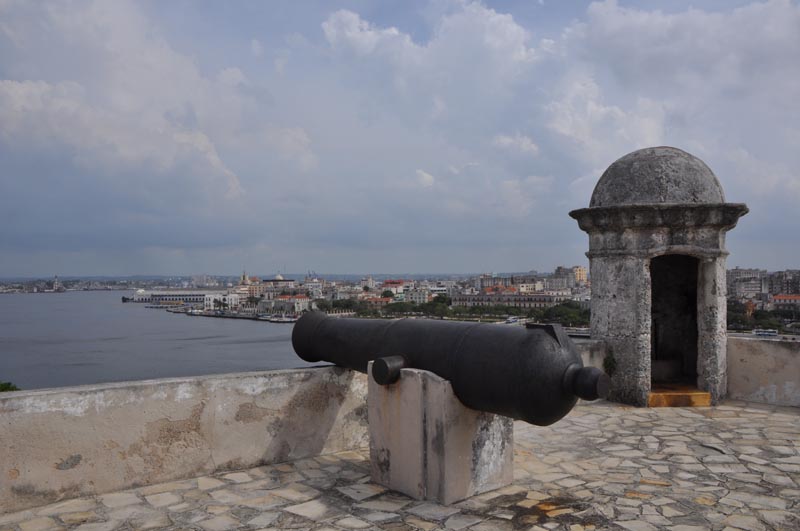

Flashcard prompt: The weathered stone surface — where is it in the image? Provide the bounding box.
[368,364,513,505]
[570,147,747,406]
[589,147,725,207]
[4,400,797,531]
[0,367,368,513]
[727,337,800,407]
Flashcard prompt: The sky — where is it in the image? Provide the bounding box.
[1,0,798,277]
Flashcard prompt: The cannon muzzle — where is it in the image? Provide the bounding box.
[292,312,609,426]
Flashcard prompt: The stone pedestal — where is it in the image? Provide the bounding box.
[367,362,513,505]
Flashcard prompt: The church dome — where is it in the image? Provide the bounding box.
[589,146,725,207]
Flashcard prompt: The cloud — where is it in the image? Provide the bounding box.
[416,169,436,188]
[1,0,799,274]
[492,133,540,156]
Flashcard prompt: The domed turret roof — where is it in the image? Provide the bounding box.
[590,147,725,207]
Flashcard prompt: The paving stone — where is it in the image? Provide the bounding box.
[336,482,387,501]
[208,488,243,504]
[197,477,227,490]
[144,492,182,507]
[356,499,412,512]
[406,503,460,522]
[362,511,400,523]
[58,511,99,525]
[197,515,240,531]
[247,512,280,527]
[335,516,372,529]
[0,510,34,526]
[129,513,172,530]
[444,514,483,529]
[270,483,321,502]
[138,480,195,495]
[222,472,252,483]
[238,493,287,510]
[470,519,514,531]
[615,519,659,531]
[404,516,439,531]
[18,517,63,531]
[283,499,343,521]
[722,515,765,531]
[726,491,788,510]
[73,521,122,531]
[37,498,97,516]
[100,492,142,508]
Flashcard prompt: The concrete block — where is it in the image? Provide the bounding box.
[367,362,512,505]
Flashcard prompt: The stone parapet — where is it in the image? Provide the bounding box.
[0,367,368,513]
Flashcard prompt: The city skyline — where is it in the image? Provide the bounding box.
[2,1,799,277]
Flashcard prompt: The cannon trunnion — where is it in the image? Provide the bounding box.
[292,312,609,426]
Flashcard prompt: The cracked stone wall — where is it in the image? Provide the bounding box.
[0,367,368,513]
[589,255,652,406]
[728,337,800,407]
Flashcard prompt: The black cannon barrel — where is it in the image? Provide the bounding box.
[292,312,609,426]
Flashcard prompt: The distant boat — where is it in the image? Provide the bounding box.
[268,314,298,323]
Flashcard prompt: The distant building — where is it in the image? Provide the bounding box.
[768,270,800,295]
[204,293,240,311]
[773,294,800,311]
[361,276,376,290]
[407,289,432,305]
[133,290,210,304]
[364,297,393,309]
[452,292,567,309]
[269,295,311,314]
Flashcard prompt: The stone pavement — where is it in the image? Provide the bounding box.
[1,400,798,531]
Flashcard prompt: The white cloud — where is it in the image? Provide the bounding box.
[264,127,317,172]
[492,133,539,156]
[217,67,247,87]
[498,175,553,218]
[546,74,665,168]
[2,0,800,273]
[416,169,436,188]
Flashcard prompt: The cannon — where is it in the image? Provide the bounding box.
[292,312,609,426]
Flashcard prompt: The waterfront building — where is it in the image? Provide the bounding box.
[203,293,240,311]
[452,292,567,309]
[132,289,211,304]
[267,295,311,314]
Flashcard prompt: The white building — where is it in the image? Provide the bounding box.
[407,289,432,305]
[204,293,240,311]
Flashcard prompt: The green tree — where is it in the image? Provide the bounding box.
[0,381,20,392]
[381,290,395,298]
[433,294,452,306]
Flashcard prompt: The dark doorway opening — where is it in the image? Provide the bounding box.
[650,255,699,383]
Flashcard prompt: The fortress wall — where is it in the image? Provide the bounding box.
[0,367,368,513]
[727,337,800,407]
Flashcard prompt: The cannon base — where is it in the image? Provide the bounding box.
[368,362,513,505]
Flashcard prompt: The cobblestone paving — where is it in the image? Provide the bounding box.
[2,400,798,531]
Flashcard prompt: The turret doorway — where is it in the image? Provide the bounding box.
[650,254,699,384]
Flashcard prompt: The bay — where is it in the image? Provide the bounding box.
[0,290,318,390]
